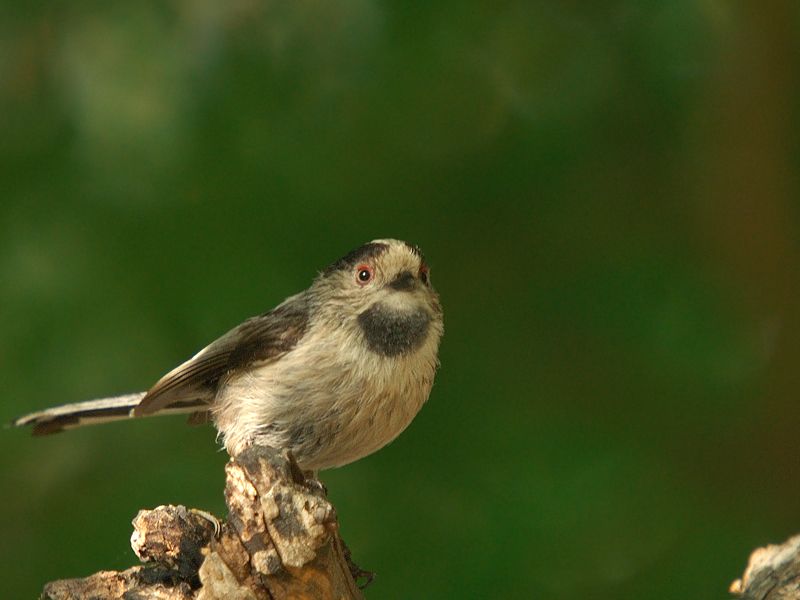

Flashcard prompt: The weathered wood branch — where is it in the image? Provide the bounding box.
[41,446,368,600]
[731,534,800,600]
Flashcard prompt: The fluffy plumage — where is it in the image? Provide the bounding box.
[13,239,443,471]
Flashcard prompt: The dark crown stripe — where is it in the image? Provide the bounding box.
[323,242,390,275]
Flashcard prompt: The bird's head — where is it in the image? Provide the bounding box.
[313,239,443,357]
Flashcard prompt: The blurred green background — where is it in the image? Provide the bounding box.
[1,2,799,598]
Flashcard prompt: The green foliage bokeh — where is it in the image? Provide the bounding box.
[1,2,799,598]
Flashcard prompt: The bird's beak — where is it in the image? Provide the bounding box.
[388,271,417,292]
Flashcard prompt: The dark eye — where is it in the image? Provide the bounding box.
[356,264,373,284]
[419,264,430,285]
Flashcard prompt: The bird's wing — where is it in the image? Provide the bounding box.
[134,294,310,416]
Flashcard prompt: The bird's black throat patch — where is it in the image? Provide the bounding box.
[357,303,431,357]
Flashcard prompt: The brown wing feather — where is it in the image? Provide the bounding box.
[134,294,310,416]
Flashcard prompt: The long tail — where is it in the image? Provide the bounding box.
[12,393,206,436]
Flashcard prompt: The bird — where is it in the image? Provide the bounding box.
[13,239,443,472]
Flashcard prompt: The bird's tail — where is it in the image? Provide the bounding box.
[12,393,206,436]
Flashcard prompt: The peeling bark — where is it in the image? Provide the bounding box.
[41,446,367,600]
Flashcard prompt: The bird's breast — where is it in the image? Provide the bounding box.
[213,312,440,470]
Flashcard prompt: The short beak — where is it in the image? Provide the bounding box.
[388,271,417,291]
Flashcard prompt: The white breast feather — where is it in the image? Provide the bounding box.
[212,315,441,470]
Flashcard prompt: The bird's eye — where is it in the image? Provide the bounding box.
[419,264,430,285]
[356,264,373,285]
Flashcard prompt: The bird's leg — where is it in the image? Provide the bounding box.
[301,468,328,495]
[341,537,376,589]
[281,450,328,494]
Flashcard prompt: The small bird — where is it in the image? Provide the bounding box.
[13,239,443,471]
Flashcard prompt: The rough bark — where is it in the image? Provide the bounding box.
[731,534,800,599]
[41,446,368,600]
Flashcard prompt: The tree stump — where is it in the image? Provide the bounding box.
[40,446,368,600]
[731,534,800,600]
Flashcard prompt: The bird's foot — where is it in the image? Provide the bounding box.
[341,538,376,589]
[301,469,328,496]
[189,508,221,538]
